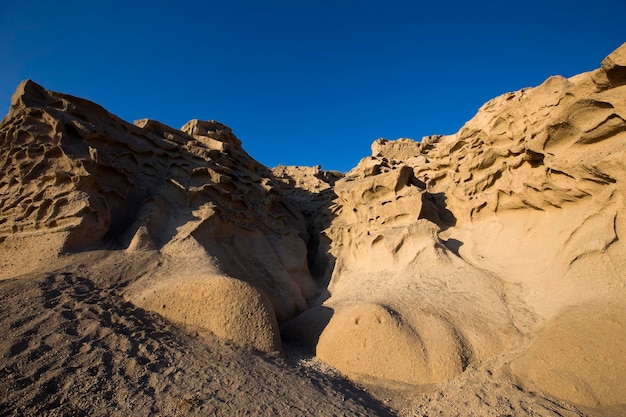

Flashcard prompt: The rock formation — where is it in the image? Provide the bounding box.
[1,43,625,415]
[284,43,626,410]
[0,80,321,352]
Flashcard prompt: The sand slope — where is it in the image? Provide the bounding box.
[0,252,394,416]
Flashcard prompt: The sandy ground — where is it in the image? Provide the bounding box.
[1,251,610,417]
[0,251,397,417]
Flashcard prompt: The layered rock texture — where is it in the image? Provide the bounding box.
[285,44,626,411]
[1,44,626,416]
[0,80,320,352]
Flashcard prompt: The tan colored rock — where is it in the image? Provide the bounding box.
[316,303,466,385]
[282,137,525,387]
[132,274,281,352]
[280,44,626,412]
[601,42,626,86]
[3,44,626,416]
[371,137,422,160]
[0,80,319,351]
[304,217,524,387]
[180,119,243,151]
[511,303,626,408]
[271,164,342,282]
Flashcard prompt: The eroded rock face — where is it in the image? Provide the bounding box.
[271,165,341,283]
[0,80,320,351]
[1,43,626,411]
[285,43,626,407]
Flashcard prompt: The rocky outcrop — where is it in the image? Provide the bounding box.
[0,81,320,352]
[1,43,625,412]
[284,43,626,408]
[287,161,524,385]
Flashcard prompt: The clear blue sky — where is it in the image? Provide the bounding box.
[1,1,625,172]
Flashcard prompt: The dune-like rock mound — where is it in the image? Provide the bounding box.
[132,275,281,352]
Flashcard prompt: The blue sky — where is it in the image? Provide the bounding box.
[1,1,625,172]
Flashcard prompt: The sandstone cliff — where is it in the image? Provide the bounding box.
[1,43,625,416]
[284,43,626,411]
[0,81,322,352]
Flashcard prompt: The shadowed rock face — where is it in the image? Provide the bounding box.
[1,43,626,411]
